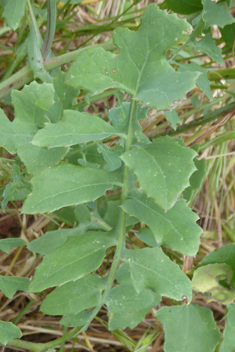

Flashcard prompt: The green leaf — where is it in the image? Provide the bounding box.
[97,144,122,172]
[32,110,118,148]
[2,164,31,212]
[166,0,202,15]
[53,72,79,110]
[179,63,213,100]
[22,163,121,214]
[41,275,106,315]
[121,247,192,301]
[0,276,29,299]
[164,109,181,130]
[65,4,199,110]
[12,81,53,129]
[199,244,235,272]
[194,33,224,65]
[0,321,22,345]
[0,238,27,253]
[220,305,235,352]
[45,72,80,123]
[183,154,206,202]
[106,263,161,330]
[156,304,221,352]
[29,231,116,292]
[121,136,197,210]
[135,228,158,247]
[192,263,235,304]
[106,284,154,314]
[60,310,93,328]
[27,227,85,255]
[220,23,235,47]
[0,83,68,174]
[202,0,234,29]
[108,289,161,330]
[2,0,26,30]
[122,193,201,256]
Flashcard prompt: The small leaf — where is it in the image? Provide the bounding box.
[122,193,201,256]
[41,275,106,315]
[0,238,27,253]
[164,109,181,130]
[179,63,213,100]
[0,83,68,174]
[202,0,234,29]
[2,164,31,212]
[156,304,221,352]
[32,110,118,148]
[29,231,116,292]
[97,144,122,171]
[220,305,235,352]
[192,263,235,304]
[121,247,192,301]
[0,276,30,299]
[0,321,22,345]
[121,136,197,210]
[195,33,224,65]
[66,4,199,110]
[2,0,26,30]
[22,163,122,214]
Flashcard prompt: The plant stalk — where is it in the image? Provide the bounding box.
[41,0,57,60]
[0,41,115,101]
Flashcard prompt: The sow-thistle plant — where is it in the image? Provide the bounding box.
[0,1,235,351]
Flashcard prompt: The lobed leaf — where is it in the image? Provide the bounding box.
[32,110,118,148]
[41,275,106,315]
[121,247,192,301]
[29,231,116,292]
[22,163,122,214]
[0,82,68,174]
[194,33,224,65]
[65,4,199,110]
[121,136,197,210]
[121,193,201,256]
[202,0,234,29]
[107,289,161,330]
[156,304,221,352]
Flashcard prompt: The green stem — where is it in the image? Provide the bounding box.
[0,41,115,101]
[41,0,57,60]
